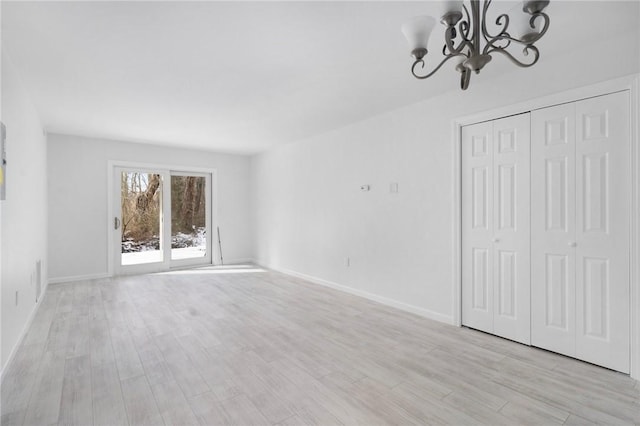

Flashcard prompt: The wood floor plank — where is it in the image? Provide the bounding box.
[58,354,93,426]
[563,414,599,426]
[150,379,199,426]
[0,410,25,426]
[0,343,45,416]
[88,318,116,366]
[186,391,229,425]
[110,324,145,381]
[120,375,164,426]
[136,343,175,387]
[22,350,66,426]
[3,267,638,426]
[92,362,128,426]
[218,394,271,426]
[498,399,568,425]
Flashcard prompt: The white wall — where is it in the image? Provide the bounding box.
[1,53,48,371]
[251,31,640,323]
[47,134,252,281]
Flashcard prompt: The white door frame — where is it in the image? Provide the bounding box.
[107,160,219,276]
[452,74,640,380]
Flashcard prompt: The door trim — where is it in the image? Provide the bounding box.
[107,160,219,276]
[452,74,640,379]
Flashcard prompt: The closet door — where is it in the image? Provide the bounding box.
[462,114,530,344]
[531,103,577,358]
[492,115,531,344]
[531,91,630,373]
[462,121,494,333]
[574,91,629,373]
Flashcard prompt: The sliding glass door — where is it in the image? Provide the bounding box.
[170,173,208,262]
[114,166,212,275]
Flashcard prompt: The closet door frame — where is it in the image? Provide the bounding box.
[451,74,640,380]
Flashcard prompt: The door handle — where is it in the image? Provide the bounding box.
[568,241,577,247]
[114,217,121,230]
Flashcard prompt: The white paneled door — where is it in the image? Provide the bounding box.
[462,113,531,345]
[531,102,577,357]
[462,121,494,334]
[531,91,630,373]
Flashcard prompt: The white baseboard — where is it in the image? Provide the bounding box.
[261,263,454,325]
[220,258,256,266]
[0,281,49,384]
[49,262,257,284]
[48,272,111,285]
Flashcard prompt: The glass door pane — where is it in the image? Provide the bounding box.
[120,171,164,266]
[171,174,208,261]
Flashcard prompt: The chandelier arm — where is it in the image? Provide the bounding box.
[482,34,512,55]
[444,26,460,54]
[481,0,490,38]
[482,11,549,56]
[483,12,549,53]
[470,0,481,56]
[484,14,510,45]
[481,0,502,41]
[445,32,474,56]
[522,12,550,44]
[486,44,540,68]
[451,3,472,43]
[410,54,467,80]
[459,20,471,42]
[462,3,471,31]
[481,0,513,48]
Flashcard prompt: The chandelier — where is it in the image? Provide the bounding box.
[401,0,550,90]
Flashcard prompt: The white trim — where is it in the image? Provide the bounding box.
[48,272,110,285]
[0,281,49,383]
[107,160,219,277]
[453,75,637,128]
[221,257,256,265]
[452,73,640,380]
[265,264,454,325]
[451,114,463,327]
[629,75,640,380]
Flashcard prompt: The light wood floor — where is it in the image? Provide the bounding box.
[1,265,639,426]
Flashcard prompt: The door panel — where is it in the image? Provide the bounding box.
[170,173,212,267]
[582,153,608,233]
[531,102,577,357]
[462,114,530,343]
[544,253,569,329]
[462,121,494,333]
[575,91,629,373]
[472,248,490,310]
[497,250,516,317]
[115,168,168,275]
[545,157,569,232]
[472,167,490,229]
[492,114,530,344]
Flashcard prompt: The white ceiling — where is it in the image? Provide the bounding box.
[2,1,638,154]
